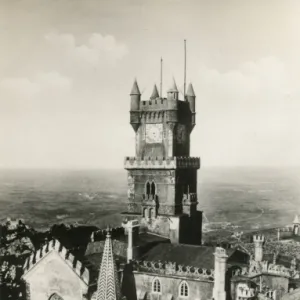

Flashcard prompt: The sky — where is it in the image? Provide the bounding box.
[1,0,300,169]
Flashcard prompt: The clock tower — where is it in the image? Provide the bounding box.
[124,79,202,245]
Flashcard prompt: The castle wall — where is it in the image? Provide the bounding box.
[132,272,213,300]
[23,251,88,300]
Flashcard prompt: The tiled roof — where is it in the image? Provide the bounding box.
[142,244,248,270]
[141,244,216,269]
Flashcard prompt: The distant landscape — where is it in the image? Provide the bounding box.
[0,167,299,234]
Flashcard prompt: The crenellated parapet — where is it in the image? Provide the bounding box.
[23,239,89,285]
[233,260,295,279]
[237,286,256,299]
[132,260,214,281]
[253,235,265,244]
[124,156,200,170]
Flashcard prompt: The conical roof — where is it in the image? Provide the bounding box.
[96,229,121,300]
[150,84,159,99]
[130,79,141,95]
[293,215,300,224]
[187,83,195,97]
[168,78,178,93]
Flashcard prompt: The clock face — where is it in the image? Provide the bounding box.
[146,124,163,143]
[176,124,186,144]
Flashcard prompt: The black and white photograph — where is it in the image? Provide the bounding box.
[1,1,300,300]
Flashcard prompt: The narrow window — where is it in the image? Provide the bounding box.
[152,278,161,293]
[179,281,189,298]
[151,182,156,197]
[146,182,151,197]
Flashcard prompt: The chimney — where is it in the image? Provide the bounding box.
[122,219,140,262]
[213,247,228,300]
[253,235,264,262]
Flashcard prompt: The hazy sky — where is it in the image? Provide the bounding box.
[1,0,300,169]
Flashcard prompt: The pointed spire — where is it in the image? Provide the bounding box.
[187,83,195,97]
[150,84,159,100]
[168,78,178,92]
[96,228,121,300]
[293,215,299,224]
[130,79,141,95]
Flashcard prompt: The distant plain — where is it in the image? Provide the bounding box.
[0,168,299,232]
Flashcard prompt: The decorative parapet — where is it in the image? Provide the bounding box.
[234,260,294,279]
[278,227,293,233]
[237,287,256,299]
[23,239,89,285]
[132,260,214,281]
[124,156,200,170]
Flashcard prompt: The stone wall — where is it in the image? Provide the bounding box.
[133,272,213,300]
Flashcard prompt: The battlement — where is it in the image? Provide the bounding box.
[253,235,265,243]
[132,260,214,281]
[236,260,293,278]
[237,287,256,298]
[23,239,89,285]
[139,98,168,110]
[278,227,293,233]
[124,156,200,170]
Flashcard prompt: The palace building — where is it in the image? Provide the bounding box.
[20,80,300,300]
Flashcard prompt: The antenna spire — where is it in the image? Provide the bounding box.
[160,57,163,98]
[184,39,187,101]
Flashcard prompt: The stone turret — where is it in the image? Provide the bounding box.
[186,83,195,112]
[130,79,141,132]
[186,83,196,129]
[167,78,179,102]
[253,235,265,262]
[213,247,228,300]
[130,79,141,110]
[96,229,122,300]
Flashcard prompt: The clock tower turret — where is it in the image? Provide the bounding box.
[124,77,202,245]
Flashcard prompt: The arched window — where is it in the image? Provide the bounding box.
[143,208,147,218]
[179,281,189,298]
[151,182,156,197]
[152,277,161,294]
[146,182,151,197]
[49,293,64,300]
